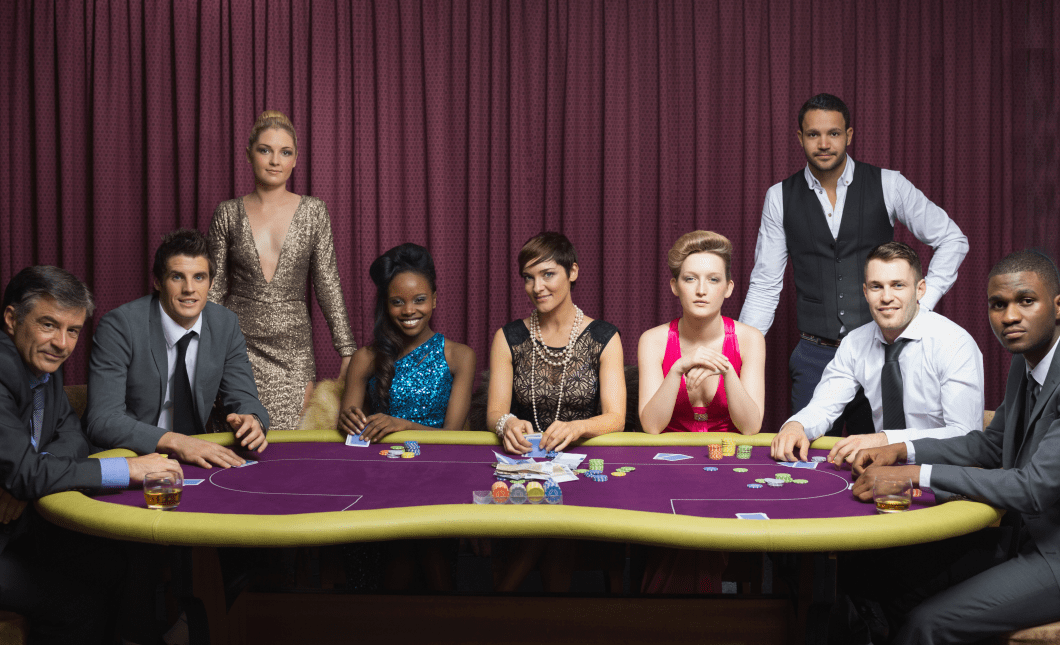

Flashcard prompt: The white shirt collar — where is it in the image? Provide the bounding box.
[872,306,926,347]
[803,155,856,191]
[158,301,203,349]
[1028,334,1060,388]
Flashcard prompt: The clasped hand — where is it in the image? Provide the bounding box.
[677,346,730,392]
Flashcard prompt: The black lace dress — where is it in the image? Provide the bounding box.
[503,319,620,432]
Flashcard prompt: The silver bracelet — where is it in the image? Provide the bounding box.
[495,413,515,438]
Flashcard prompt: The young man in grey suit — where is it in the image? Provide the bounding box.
[853,249,1060,643]
[0,265,180,644]
[84,228,269,462]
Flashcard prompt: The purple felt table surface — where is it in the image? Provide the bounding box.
[96,443,934,520]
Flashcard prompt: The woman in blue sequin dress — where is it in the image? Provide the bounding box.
[338,243,475,592]
[339,243,475,441]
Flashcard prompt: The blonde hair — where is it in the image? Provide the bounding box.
[667,230,733,280]
[247,110,298,152]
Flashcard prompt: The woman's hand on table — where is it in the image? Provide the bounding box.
[541,420,580,452]
[358,414,411,442]
[501,417,534,454]
[339,406,369,435]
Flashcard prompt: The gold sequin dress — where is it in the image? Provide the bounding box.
[207,196,356,430]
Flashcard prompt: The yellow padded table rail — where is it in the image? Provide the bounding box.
[36,431,1001,551]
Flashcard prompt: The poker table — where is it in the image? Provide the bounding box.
[37,430,1001,552]
[35,431,1003,645]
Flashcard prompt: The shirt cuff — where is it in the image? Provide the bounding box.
[98,457,131,489]
[919,464,933,488]
[904,440,917,465]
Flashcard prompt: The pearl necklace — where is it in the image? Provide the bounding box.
[529,306,584,432]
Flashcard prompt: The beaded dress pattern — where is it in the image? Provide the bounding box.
[207,195,356,430]
[367,334,453,428]
[503,319,619,432]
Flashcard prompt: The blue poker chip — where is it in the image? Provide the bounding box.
[703,466,719,472]
[588,469,603,475]
[747,483,763,488]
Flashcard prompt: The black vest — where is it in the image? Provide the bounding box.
[782,161,891,340]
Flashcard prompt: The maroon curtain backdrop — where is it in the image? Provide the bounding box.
[1,0,1057,432]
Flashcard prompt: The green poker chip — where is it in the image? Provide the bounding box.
[793,479,809,484]
[733,468,748,473]
[755,478,767,484]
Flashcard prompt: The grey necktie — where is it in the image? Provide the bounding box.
[881,339,911,430]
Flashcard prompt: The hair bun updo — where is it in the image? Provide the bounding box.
[248,110,298,151]
[369,243,437,291]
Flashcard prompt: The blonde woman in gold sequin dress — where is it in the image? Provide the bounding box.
[207,111,356,430]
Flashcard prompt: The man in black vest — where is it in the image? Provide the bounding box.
[740,93,968,437]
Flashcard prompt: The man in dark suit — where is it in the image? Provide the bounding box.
[0,265,180,644]
[84,228,269,463]
[853,249,1060,643]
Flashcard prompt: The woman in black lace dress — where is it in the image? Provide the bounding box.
[487,231,626,453]
[485,232,626,591]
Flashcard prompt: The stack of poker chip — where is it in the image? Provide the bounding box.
[811,456,827,463]
[721,438,736,457]
[544,481,562,504]
[526,481,545,503]
[708,444,723,460]
[774,473,794,484]
[589,458,604,472]
[612,466,635,477]
[737,445,753,459]
[403,440,421,456]
[509,482,528,504]
[491,481,510,503]
[589,473,608,482]
[387,446,404,458]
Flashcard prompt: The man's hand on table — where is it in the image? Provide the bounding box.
[0,488,27,524]
[227,413,268,451]
[770,422,811,462]
[852,464,921,502]
[127,453,183,485]
[850,443,918,502]
[827,432,888,467]
[158,431,246,468]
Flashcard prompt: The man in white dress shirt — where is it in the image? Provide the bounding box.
[741,93,968,436]
[770,241,983,464]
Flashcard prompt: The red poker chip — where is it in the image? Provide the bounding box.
[911,488,923,498]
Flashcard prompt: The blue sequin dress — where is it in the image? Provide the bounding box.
[367,334,453,427]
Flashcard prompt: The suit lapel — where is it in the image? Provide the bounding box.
[1004,356,1027,468]
[149,298,169,414]
[194,306,216,425]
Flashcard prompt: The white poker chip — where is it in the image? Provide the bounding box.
[811,456,827,462]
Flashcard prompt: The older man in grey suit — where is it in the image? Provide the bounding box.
[85,228,268,469]
[853,249,1060,643]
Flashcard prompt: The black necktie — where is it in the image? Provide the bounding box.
[173,332,202,435]
[881,338,911,430]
